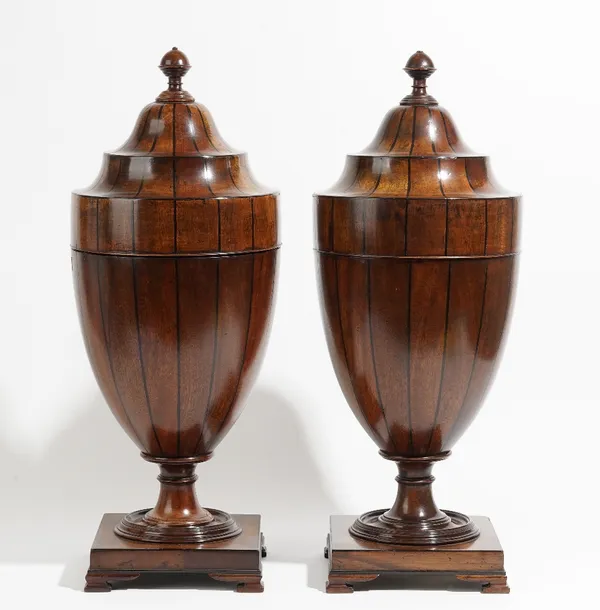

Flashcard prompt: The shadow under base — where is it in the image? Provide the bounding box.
[325,515,508,594]
[85,513,266,593]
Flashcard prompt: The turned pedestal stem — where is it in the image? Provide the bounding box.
[349,452,480,546]
[145,462,213,527]
[114,454,242,544]
[384,455,449,523]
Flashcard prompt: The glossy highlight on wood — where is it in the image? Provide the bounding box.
[315,51,518,555]
[72,48,279,554]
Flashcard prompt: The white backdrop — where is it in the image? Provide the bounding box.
[0,0,598,608]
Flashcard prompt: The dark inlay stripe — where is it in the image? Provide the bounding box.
[106,159,123,194]
[175,259,181,454]
[204,157,215,197]
[172,104,177,252]
[186,105,202,153]
[428,108,437,154]
[148,105,166,153]
[95,256,144,448]
[388,108,408,153]
[510,199,515,250]
[427,262,452,453]
[366,162,383,196]
[132,258,164,454]
[342,162,361,194]
[367,259,398,452]
[132,107,152,149]
[440,112,456,153]
[334,257,367,438]
[95,199,99,251]
[329,198,334,250]
[173,104,181,453]
[195,105,219,151]
[227,157,246,195]
[251,197,255,248]
[406,262,413,451]
[452,261,489,434]
[408,108,417,156]
[196,260,220,454]
[464,159,478,194]
[212,257,255,443]
[437,158,449,255]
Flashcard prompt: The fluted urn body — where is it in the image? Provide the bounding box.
[315,52,518,545]
[72,49,279,543]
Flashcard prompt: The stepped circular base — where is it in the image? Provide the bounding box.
[350,509,480,546]
[115,508,242,544]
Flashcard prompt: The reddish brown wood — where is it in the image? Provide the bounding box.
[85,513,264,593]
[315,50,518,553]
[325,515,508,594]
[72,48,278,554]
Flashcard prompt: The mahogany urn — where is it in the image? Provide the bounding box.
[71,48,279,544]
[315,51,519,546]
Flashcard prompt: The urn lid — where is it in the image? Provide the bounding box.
[317,51,516,200]
[315,52,519,259]
[72,49,278,256]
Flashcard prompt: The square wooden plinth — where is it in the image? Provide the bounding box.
[325,515,508,594]
[85,513,265,593]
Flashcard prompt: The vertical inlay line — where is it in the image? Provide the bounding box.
[131,106,152,149]
[94,255,144,448]
[428,108,437,154]
[196,105,219,151]
[334,257,373,443]
[251,197,255,249]
[186,105,202,153]
[329,197,334,251]
[172,104,180,452]
[95,199,99,251]
[148,105,166,153]
[175,258,181,454]
[367,259,398,452]
[217,200,222,251]
[452,260,489,439]
[196,260,220,454]
[106,158,123,194]
[132,258,164,455]
[437,159,449,255]
[427,262,452,453]
[509,199,515,251]
[484,202,489,255]
[228,157,246,195]
[408,107,417,156]
[212,256,255,443]
[131,202,136,253]
[440,111,456,153]
[388,108,408,153]
[204,157,215,197]
[464,159,477,194]
[172,103,177,252]
[406,261,413,451]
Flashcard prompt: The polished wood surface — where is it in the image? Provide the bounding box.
[315,50,518,554]
[72,47,278,558]
[85,513,265,593]
[325,515,508,594]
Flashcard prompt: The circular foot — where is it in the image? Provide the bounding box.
[350,508,479,546]
[115,507,242,544]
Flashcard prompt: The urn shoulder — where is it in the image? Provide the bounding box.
[72,48,279,256]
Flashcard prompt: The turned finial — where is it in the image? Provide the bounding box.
[156,47,194,103]
[401,51,438,106]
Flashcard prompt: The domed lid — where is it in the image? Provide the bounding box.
[72,49,278,257]
[317,51,516,199]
